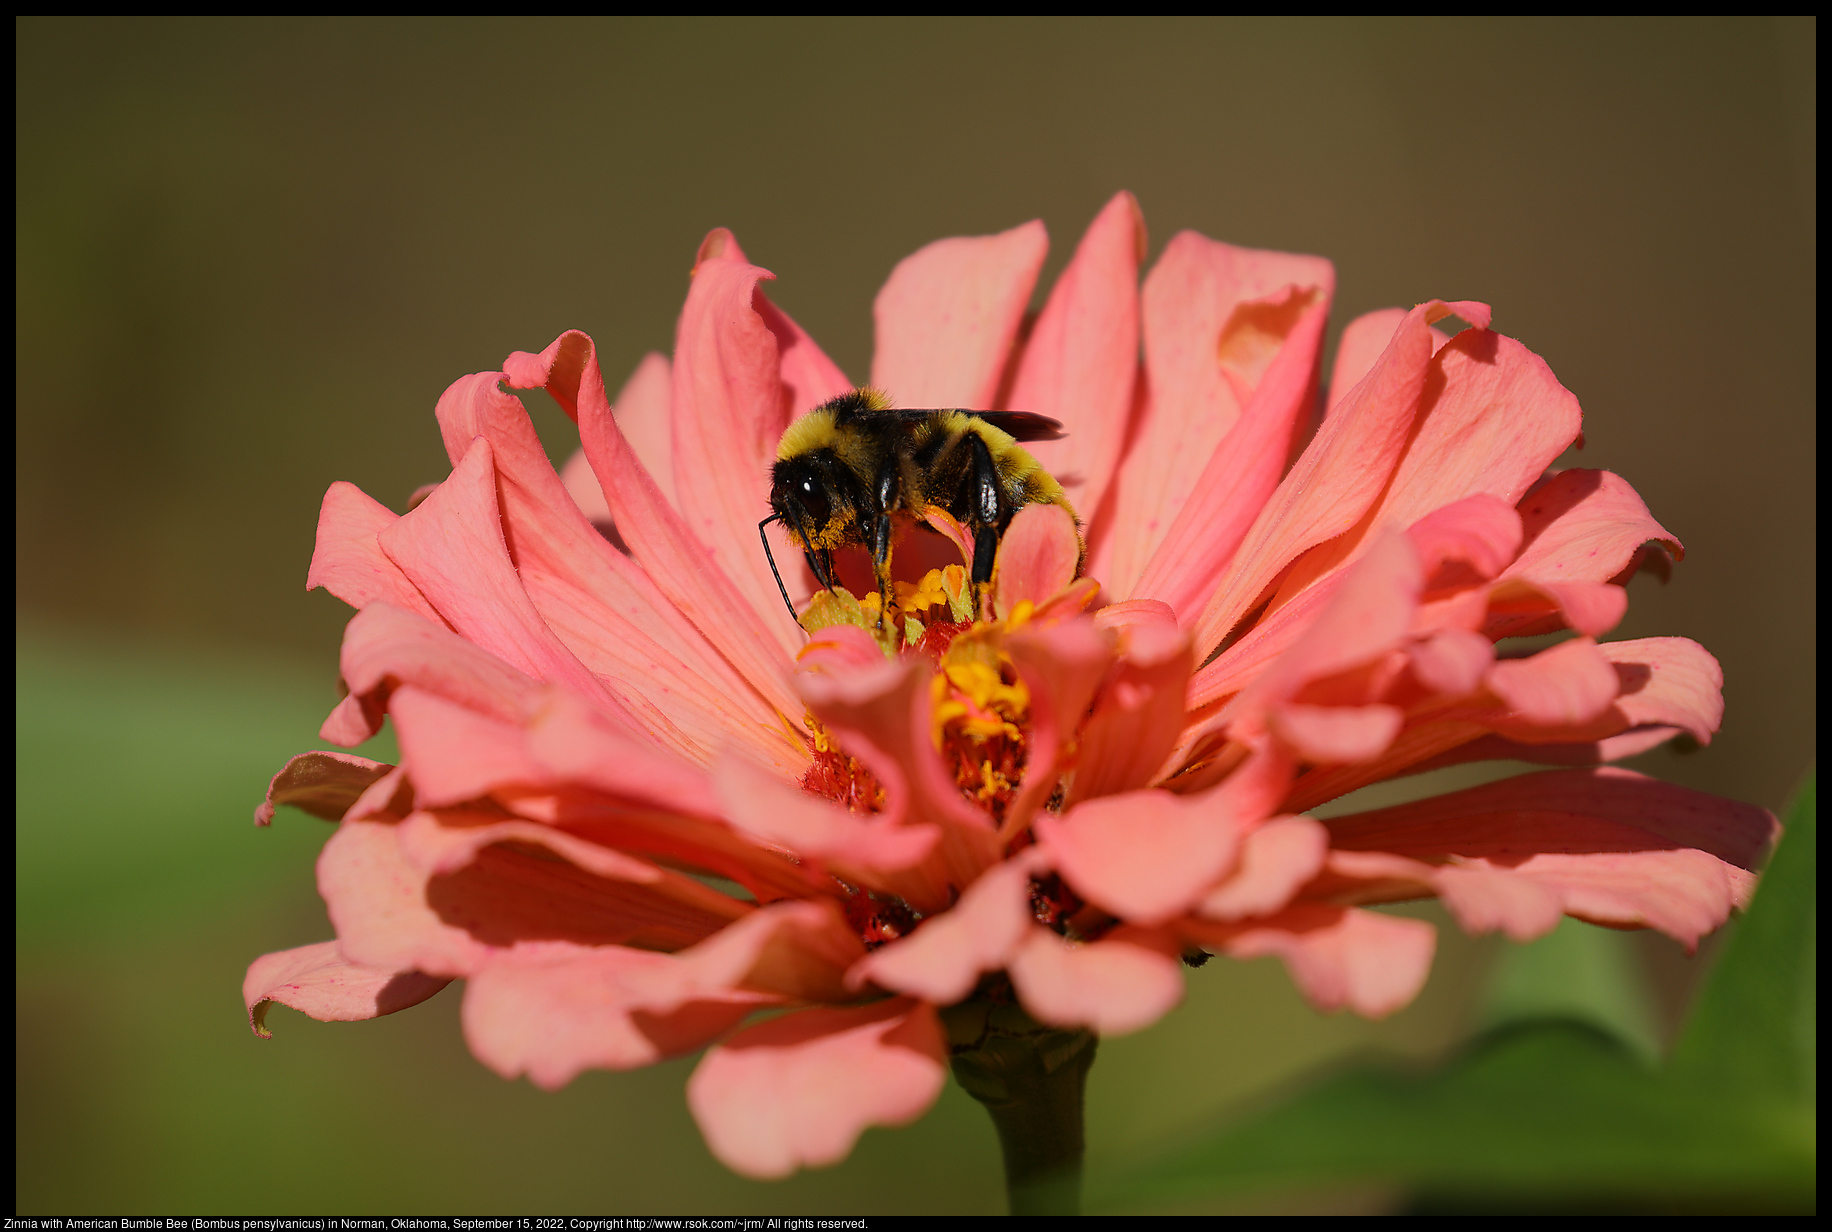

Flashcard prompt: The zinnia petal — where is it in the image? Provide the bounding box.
[870,220,1048,408]
[687,998,948,1179]
[244,941,449,1038]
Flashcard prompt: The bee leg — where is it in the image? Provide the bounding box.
[966,433,1004,616]
[971,524,1000,619]
[872,513,895,631]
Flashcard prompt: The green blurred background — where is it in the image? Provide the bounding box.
[15,17,1815,1214]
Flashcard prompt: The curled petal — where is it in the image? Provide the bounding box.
[870,220,1048,408]
[1184,904,1436,1019]
[1602,637,1723,741]
[1485,636,1619,728]
[687,999,948,1179]
[1408,494,1523,587]
[379,436,637,729]
[1488,469,1680,639]
[327,601,545,746]
[669,256,836,648]
[1196,815,1331,921]
[847,859,1032,1002]
[244,940,449,1038]
[1007,925,1185,1036]
[255,751,393,826]
[1325,308,1413,416]
[543,330,804,725]
[1043,743,1290,924]
[307,481,443,622]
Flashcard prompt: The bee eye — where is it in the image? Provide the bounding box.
[795,479,832,526]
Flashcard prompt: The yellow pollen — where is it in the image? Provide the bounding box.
[929,648,1030,749]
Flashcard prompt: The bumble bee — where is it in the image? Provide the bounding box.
[760,389,1080,626]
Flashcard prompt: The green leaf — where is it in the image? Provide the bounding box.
[1092,772,1817,1213]
[1672,772,1816,1103]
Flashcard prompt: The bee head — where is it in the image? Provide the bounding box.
[770,450,862,550]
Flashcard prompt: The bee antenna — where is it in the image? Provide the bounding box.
[758,514,801,627]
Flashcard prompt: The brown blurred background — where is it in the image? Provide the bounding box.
[15,16,1815,1214]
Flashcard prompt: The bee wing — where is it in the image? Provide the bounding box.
[972,410,1067,441]
[888,408,1067,441]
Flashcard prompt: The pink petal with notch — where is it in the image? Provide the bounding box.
[1007,926,1185,1036]
[687,999,948,1179]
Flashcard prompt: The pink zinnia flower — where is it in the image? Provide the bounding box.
[245,193,1775,1188]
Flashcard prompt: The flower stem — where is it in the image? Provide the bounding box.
[943,1000,1099,1215]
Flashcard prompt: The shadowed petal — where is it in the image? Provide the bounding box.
[687,999,948,1179]
[1042,743,1291,924]
[1101,234,1335,597]
[714,757,945,908]
[1486,469,1681,639]
[1184,903,1436,1018]
[1007,926,1185,1036]
[799,653,1001,893]
[463,943,762,1089]
[613,351,677,508]
[1066,619,1193,806]
[1284,637,1727,815]
[1130,292,1330,618]
[1190,300,1442,672]
[848,859,1032,1002]
[255,751,393,826]
[244,940,449,1038]
[1319,768,1777,948]
[1485,636,1619,728]
[521,331,803,724]
[1196,815,1331,921]
[320,811,749,979]
[1408,494,1523,586]
[870,220,1048,408]
[1002,617,1115,837]
[1007,192,1144,529]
